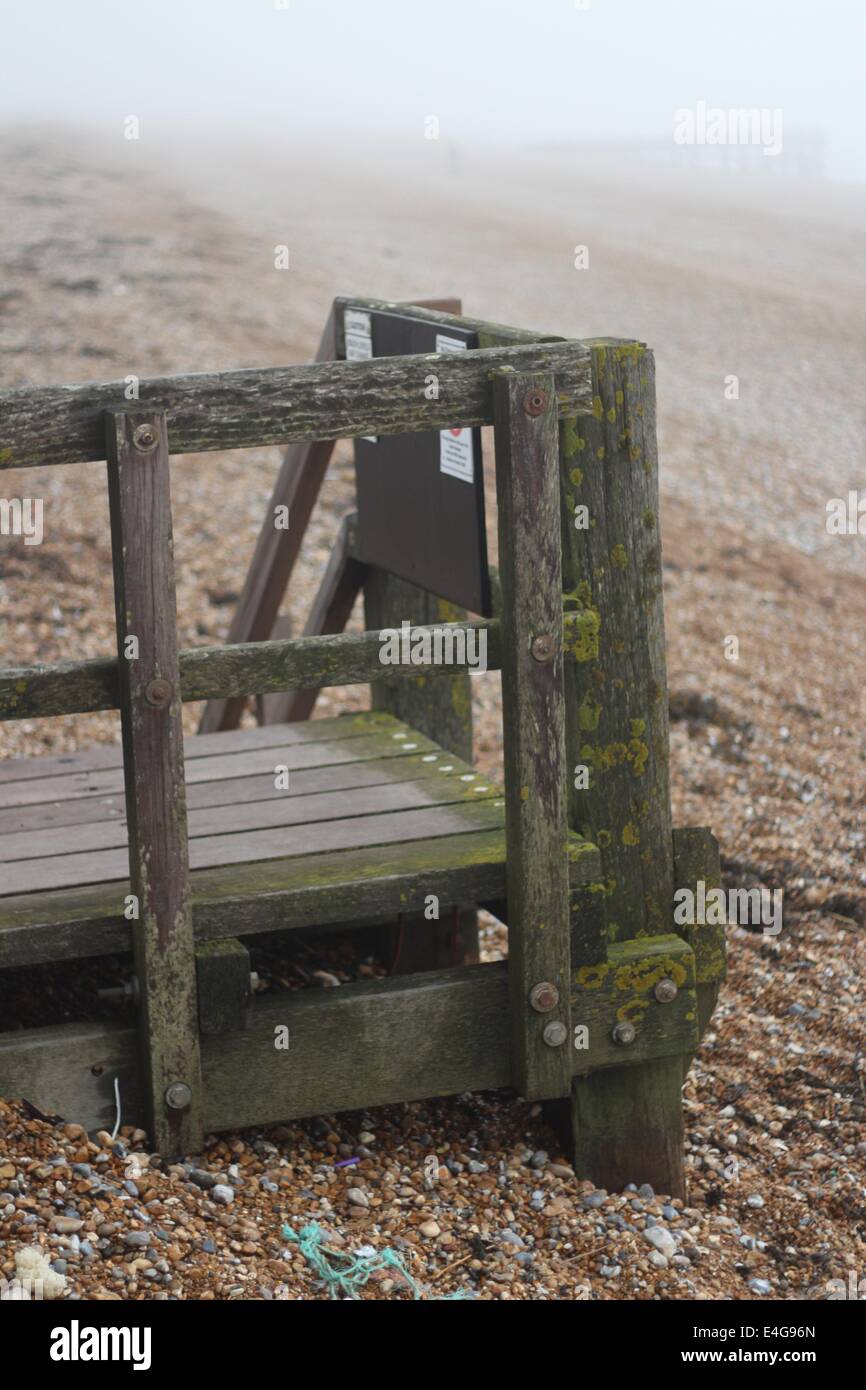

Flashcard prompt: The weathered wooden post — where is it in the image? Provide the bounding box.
[555,341,685,1196]
[106,409,204,1157]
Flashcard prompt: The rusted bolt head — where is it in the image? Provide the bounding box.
[612,1020,637,1046]
[654,976,678,1004]
[164,1082,192,1111]
[132,423,159,453]
[523,386,549,418]
[531,633,556,663]
[543,1020,568,1048]
[144,677,173,708]
[529,981,559,1014]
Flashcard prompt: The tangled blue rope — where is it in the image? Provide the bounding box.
[282,1222,472,1301]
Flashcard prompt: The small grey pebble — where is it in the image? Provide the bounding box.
[746,1194,765,1209]
[583,1192,606,1210]
[662,1205,677,1221]
[638,1183,655,1199]
[500,1230,526,1248]
[189,1169,217,1191]
[212,1184,234,1206]
[529,1150,548,1170]
[467,1160,488,1174]
[123,1231,151,1248]
[749,1278,773,1295]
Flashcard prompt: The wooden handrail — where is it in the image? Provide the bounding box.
[0,341,592,471]
[0,620,501,721]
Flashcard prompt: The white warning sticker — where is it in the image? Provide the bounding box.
[345,309,373,360]
[436,334,474,483]
[345,309,376,442]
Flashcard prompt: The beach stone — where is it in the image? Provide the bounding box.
[643,1226,676,1259]
[419,1220,440,1238]
[749,1278,773,1295]
[347,1188,369,1209]
[212,1185,234,1205]
[123,1231,151,1248]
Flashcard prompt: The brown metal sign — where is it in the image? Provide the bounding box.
[350,306,492,616]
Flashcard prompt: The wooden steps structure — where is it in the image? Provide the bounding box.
[0,298,726,1197]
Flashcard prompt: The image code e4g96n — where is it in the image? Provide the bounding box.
[0,0,863,1361]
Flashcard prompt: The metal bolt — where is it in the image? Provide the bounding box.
[165,1082,192,1111]
[144,677,173,708]
[529,981,559,1014]
[132,423,159,453]
[654,976,678,1004]
[612,1020,637,1047]
[523,386,549,418]
[543,1020,568,1048]
[531,633,556,663]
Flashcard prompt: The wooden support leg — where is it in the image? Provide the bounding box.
[106,408,204,1158]
[196,939,251,1035]
[493,370,571,1102]
[364,566,479,967]
[554,341,687,1194]
[555,1057,686,1200]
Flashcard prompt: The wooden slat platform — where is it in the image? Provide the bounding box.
[0,712,601,966]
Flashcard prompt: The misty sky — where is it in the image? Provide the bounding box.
[1,0,864,179]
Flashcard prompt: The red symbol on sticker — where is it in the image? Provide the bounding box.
[450,428,461,436]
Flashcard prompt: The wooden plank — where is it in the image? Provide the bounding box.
[0,710,400,785]
[0,829,601,968]
[0,798,509,894]
[0,341,593,471]
[0,936,696,1135]
[195,939,250,1036]
[0,619,501,722]
[0,728,442,810]
[0,771,502,864]
[105,407,202,1156]
[493,370,571,1101]
[672,825,726,1063]
[0,746,472,836]
[260,512,366,724]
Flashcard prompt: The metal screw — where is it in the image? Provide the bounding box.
[543,1020,568,1048]
[144,677,173,708]
[654,977,678,1004]
[523,387,549,418]
[165,1082,192,1111]
[132,423,159,453]
[529,981,559,1014]
[612,1020,637,1046]
[531,633,556,663]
